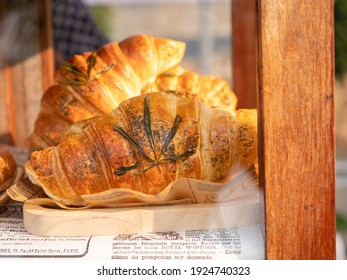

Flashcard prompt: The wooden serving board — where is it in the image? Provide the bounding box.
[23,195,261,236]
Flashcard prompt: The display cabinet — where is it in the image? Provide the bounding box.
[0,0,336,259]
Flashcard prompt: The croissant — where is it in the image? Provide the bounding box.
[26,34,186,150]
[25,92,257,207]
[0,146,17,192]
[144,66,238,113]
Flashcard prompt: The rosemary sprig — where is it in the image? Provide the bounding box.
[114,95,195,176]
[86,51,97,77]
[61,52,115,86]
[143,96,157,160]
[113,125,151,160]
[159,71,176,77]
[160,114,181,157]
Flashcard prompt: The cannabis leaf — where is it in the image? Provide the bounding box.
[114,95,195,176]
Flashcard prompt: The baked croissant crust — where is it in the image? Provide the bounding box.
[0,146,17,192]
[25,92,257,207]
[144,66,238,113]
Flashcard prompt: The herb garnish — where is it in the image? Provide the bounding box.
[61,52,115,86]
[114,95,195,176]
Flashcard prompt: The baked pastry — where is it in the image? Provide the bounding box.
[25,92,257,207]
[1,146,18,205]
[0,146,17,193]
[144,65,237,113]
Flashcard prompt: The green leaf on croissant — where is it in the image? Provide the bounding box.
[114,95,195,176]
[143,96,157,160]
[61,52,115,86]
[113,125,151,160]
[161,114,181,156]
[86,52,97,78]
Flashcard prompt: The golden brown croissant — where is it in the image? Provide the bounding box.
[0,146,17,192]
[25,92,257,207]
[26,34,186,150]
[144,66,238,112]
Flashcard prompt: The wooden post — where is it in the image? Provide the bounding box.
[256,0,336,259]
[0,0,54,147]
[231,0,257,109]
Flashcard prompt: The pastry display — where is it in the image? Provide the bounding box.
[26,34,237,150]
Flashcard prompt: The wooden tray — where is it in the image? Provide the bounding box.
[23,195,261,236]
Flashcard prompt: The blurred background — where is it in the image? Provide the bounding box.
[55,0,233,82]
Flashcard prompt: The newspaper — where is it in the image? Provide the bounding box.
[0,201,265,260]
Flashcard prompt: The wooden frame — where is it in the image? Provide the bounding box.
[232,0,257,109]
[233,0,336,259]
